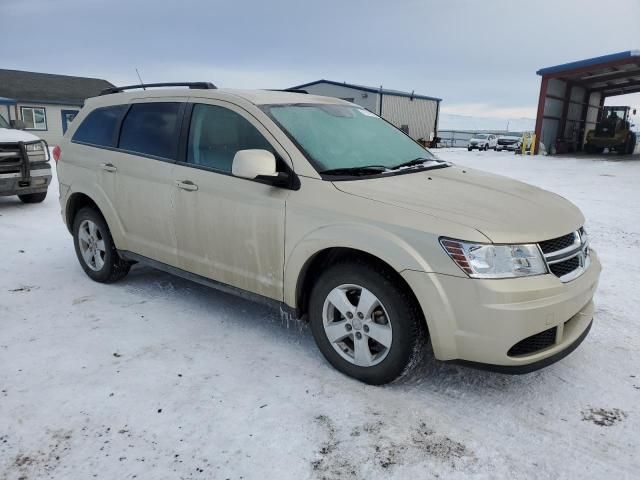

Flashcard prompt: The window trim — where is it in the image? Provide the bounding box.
[20,106,47,131]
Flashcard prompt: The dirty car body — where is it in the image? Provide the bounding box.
[55,85,601,384]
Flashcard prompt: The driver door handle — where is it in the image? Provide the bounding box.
[100,163,117,173]
[175,180,198,192]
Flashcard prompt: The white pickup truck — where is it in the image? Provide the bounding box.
[0,113,52,203]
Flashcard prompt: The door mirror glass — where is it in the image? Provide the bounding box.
[232,149,277,179]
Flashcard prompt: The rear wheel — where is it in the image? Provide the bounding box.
[309,261,427,385]
[18,191,47,203]
[73,207,131,283]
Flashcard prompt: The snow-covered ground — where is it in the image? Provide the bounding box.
[1,149,639,480]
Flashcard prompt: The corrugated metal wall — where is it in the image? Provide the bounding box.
[381,95,438,141]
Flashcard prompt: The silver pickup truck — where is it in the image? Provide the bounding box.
[0,113,52,203]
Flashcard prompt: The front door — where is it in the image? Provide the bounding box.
[172,101,290,300]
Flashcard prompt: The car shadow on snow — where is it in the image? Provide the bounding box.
[120,264,568,396]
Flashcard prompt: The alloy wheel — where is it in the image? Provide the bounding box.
[78,219,106,271]
[322,284,393,367]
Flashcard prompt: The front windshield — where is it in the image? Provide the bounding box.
[0,114,9,129]
[264,104,438,172]
[474,134,489,139]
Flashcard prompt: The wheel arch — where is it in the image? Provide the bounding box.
[293,247,425,327]
[64,189,125,249]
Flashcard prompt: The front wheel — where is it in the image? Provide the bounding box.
[73,207,131,283]
[309,262,427,385]
[18,191,47,203]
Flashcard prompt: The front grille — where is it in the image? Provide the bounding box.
[549,256,580,277]
[539,233,577,254]
[0,143,23,174]
[508,327,557,357]
[538,229,589,282]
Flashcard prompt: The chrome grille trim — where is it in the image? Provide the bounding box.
[540,228,590,282]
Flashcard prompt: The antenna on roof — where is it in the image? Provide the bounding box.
[135,68,146,90]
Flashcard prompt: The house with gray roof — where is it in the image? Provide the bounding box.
[0,69,114,144]
[290,79,442,143]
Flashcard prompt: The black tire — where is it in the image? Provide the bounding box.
[18,191,47,203]
[467,147,472,151]
[629,133,637,155]
[617,141,628,155]
[484,144,489,151]
[309,261,427,385]
[72,207,131,283]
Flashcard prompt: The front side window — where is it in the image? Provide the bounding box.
[72,105,127,147]
[264,104,436,173]
[21,107,47,130]
[187,104,274,173]
[119,103,181,160]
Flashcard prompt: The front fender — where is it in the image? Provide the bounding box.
[284,222,441,308]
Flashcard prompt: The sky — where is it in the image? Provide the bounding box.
[2,0,639,119]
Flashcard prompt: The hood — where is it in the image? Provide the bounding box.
[0,128,41,143]
[333,166,584,244]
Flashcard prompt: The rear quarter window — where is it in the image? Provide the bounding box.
[72,105,127,147]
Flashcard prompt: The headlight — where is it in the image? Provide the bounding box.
[25,141,48,162]
[440,238,547,278]
[25,142,44,153]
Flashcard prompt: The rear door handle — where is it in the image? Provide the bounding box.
[175,180,198,192]
[100,163,117,173]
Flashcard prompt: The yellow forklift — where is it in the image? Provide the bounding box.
[585,106,637,155]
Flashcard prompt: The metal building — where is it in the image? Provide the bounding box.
[534,50,640,153]
[290,79,441,143]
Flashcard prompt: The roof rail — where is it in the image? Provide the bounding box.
[267,88,309,94]
[100,82,217,95]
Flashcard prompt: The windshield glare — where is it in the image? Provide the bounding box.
[0,114,9,129]
[264,104,437,173]
[474,134,489,139]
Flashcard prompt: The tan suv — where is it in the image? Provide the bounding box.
[56,82,601,384]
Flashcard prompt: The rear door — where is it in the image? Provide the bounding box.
[111,99,185,266]
[172,100,290,300]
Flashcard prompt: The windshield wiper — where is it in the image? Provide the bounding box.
[320,165,388,176]
[390,157,450,171]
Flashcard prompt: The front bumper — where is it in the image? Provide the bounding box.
[0,165,51,196]
[402,249,601,371]
[496,144,517,151]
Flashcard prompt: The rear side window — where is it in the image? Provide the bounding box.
[72,105,126,147]
[187,104,274,173]
[119,103,181,160]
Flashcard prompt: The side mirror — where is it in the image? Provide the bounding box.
[10,119,25,130]
[232,149,277,179]
[633,109,637,115]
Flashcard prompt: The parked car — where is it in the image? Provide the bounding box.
[496,134,521,152]
[0,113,51,203]
[467,134,497,151]
[56,83,601,385]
